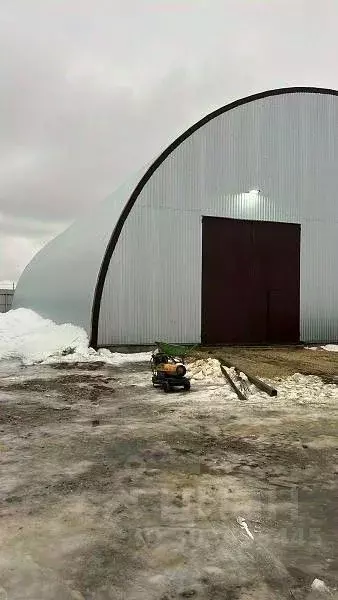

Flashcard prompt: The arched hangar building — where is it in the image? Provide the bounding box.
[13,87,338,347]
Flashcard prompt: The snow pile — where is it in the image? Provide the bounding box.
[187,358,250,386]
[321,344,338,352]
[229,372,338,406]
[0,309,88,364]
[306,344,338,352]
[188,358,224,383]
[206,371,338,409]
[187,358,338,406]
[43,348,152,366]
[273,372,338,404]
[311,578,330,593]
[0,308,152,366]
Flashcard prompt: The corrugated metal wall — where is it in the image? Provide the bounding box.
[99,94,338,344]
[99,92,338,344]
[0,289,14,313]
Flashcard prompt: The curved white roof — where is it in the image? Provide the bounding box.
[13,166,149,333]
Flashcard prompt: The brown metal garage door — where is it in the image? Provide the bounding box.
[201,217,300,344]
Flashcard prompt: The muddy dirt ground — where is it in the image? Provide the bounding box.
[198,346,338,379]
[0,354,337,599]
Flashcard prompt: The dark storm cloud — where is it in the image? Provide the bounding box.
[1,0,337,280]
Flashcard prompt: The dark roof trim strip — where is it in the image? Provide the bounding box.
[90,86,338,348]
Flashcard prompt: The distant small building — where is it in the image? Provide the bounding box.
[13,87,338,346]
[0,288,14,313]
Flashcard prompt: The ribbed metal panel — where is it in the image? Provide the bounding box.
[99,207,201,343]
[99,92,338,345]
[0,289,14,313]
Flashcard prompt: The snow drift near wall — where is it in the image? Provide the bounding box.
[0,309,152,365]
[0,308,87,363]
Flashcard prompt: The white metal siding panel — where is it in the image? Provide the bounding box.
[99,207,201,344]
[300,221,338,342]
[99,92,338,345]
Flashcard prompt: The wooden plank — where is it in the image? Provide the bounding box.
[219,358,277,397]
[219,364,247,401]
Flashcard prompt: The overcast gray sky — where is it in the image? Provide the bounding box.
[1,0,337,282]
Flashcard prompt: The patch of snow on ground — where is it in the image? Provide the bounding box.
[0,308,152,366]
[306,344,338,352]
[236,372,338,407]
[186,358,338,408]
[43,348,152,366]
[274,373,338,405]
[321,344,338,352]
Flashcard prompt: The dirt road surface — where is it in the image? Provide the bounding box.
[197,346,338,379]
[0,357,337,599]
